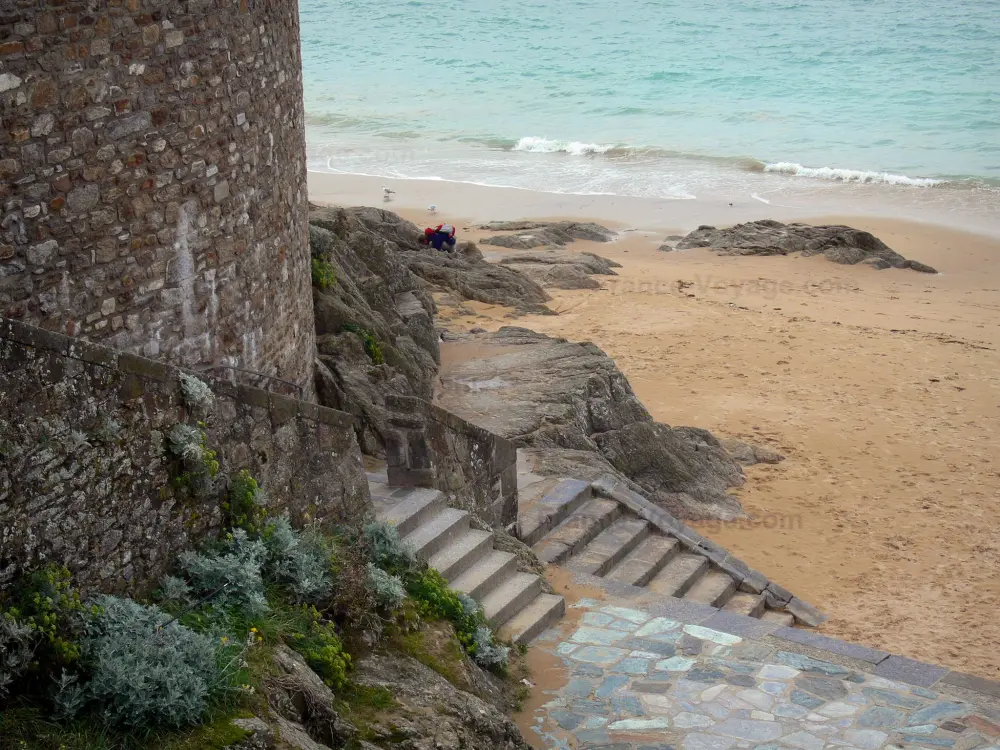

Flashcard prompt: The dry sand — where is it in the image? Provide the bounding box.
[311,171,1000,680]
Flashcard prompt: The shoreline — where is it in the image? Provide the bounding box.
[307,169,1000,239]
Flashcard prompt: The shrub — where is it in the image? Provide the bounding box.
[365,564,406,611]
[222,470,268,535]
[471,626,509,671]
[262,516,334,604]
[72,596,228,729]
[287,607,351,691]
[311,258,337,290]
[405,569,481,652]
[0,565,90,682]
[0,614,33,698]
[179,373,215,412]
[179,530,269,618]
[362,522,416,576]
[168,423,220,497]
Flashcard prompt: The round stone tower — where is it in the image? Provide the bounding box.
[0,0,315,391]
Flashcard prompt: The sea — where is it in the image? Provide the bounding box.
[299,0,1000,232]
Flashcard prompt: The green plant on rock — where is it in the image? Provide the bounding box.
[287,606,351,691]
[168,423,220,498]
[222,470,268,535]
[341,323,385,365]
[311,257,337,290]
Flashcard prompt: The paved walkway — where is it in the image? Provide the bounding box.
[524,595,1000,750]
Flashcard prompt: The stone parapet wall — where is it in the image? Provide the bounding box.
[0,0,314,392]
[385,394,518,531]
[0,317,370,595]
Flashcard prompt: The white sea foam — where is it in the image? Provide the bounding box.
[764,162,944,187]
[512,136,617,156]
[750,192,771,204]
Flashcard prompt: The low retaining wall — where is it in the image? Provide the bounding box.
[0,318,370,595]
[385,394,517,530]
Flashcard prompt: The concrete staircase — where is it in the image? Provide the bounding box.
[518,463,809,627]
[367,467,565,644]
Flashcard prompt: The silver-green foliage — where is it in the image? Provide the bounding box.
[365,563,406,610]
[363,521,417,573]
[472,625,509,670]
[69,596,226,729]
[179,530,269,617]
[179,373,215,411]
[263,516,333,603]
[0,613,33,698]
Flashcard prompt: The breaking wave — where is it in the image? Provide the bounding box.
[511,136,618,155]
[763,162,945,187]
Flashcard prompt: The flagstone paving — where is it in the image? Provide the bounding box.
[525,599,1000,750]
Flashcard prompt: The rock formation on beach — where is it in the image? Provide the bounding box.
[497,248,621,290]
[479,220,617,249]
[437,327,747,521]
[674,219,938,272]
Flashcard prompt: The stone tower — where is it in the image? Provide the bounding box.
[0,0,315,392]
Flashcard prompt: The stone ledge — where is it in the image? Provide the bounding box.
[939,670,1000,699]
[0,317,354,432]
[873,654,949,688]
[771,625,889,664]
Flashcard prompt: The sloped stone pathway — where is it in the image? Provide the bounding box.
[524,598,1000,750]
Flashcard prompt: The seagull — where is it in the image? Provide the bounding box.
[428,204,437,214]
[382,186,395,201]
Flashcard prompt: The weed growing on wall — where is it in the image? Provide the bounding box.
[311,258,337,290]
[341,323,385,365]
[223,470,268,534]
[179,374,215,413]
[167,423,220,498]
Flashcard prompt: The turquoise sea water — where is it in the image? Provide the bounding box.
[299,0,1000,218]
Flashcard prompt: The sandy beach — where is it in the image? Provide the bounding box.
[311,170,1000,680]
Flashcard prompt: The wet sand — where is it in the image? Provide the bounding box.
[312,173,1000,680]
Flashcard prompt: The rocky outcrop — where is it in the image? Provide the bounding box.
[479,221,617,249]
[228,642,530,750]
[497,249,621,290]
[308,206,558,453]
[309,205,441,454]
[436,328,746,521]
[350,653,532,750]
[676,220,937,272]
[721,438,786,466]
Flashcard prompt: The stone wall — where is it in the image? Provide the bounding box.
[0,0,315,393]
[0,318,370,595]
[385,394,518,531]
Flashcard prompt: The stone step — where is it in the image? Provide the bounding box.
[426,529,494,582]
[683,569,737,607]
[569,517,650,577]
[401,507,470,560]
[375,487,446,538]
[723,592,766,618]
[532,498,621,565]
[498,594,566,645]
[648,552,710,598]
[518,479,593,546]
[451,550,519,601]
[481,572,543,629]
[761,610,795,627]
[604,535,681,587]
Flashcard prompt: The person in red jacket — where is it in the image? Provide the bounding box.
[419,223,457,251]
